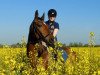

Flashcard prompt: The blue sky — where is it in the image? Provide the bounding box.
[0,0,100,44]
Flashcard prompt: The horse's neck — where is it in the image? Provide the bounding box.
[28,24,38,42]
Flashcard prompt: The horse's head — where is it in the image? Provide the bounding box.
[33,10,55,47]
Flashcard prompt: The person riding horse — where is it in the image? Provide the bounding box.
[42,9,59,47]
[46,9,59,41]
[42,9,68,61]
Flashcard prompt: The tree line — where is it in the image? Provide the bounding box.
[0,42,100,48]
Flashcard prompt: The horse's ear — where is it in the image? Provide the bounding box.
[41,13,45,21]
[35,10,38,19]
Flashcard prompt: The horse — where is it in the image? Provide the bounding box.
[27,10,55,69]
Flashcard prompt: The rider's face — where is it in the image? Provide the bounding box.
[49,16,55,21]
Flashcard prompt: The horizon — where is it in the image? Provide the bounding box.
[0,0,100,45]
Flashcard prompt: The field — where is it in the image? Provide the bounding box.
[0,45,100,75]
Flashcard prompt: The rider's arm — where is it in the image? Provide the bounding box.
[53,29,59,37]
[53,22,59,37]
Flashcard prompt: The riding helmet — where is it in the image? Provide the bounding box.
[48,9,57,17]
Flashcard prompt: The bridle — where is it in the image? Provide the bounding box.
[33,21,52,43]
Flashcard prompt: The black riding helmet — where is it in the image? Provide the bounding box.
[48,9,57,17]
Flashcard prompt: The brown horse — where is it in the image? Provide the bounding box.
[27,10,54,69]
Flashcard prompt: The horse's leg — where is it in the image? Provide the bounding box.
[42,46,49,70]
[27,44,37,68]
[43,51,48,70]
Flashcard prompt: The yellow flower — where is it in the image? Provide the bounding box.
[10,59,16,65]
[4,61,9,64]
[5,56,9,60]
[20,63,24,67]
[49,47,53,50]
[0,73,5,75]
[52,73,56,75]
[98,71,100,75]
[40,67,45,71]
[10,71,16,75]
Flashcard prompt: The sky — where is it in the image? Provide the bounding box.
[0,0,100,45]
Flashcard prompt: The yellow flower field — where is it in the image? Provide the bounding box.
[0,45,100,75]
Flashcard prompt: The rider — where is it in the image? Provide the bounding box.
[46,9,68,61]
[45,9,59,41]
[43,9,67,61]
[42,9,59,47]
